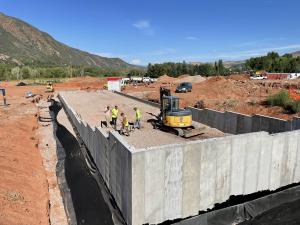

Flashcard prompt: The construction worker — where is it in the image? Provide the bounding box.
[111,105,119,130]
[133,107,141,129]
[46,81,54,92]
[0,82,7,106]
[101,106,111,128]
[120,112,130,136]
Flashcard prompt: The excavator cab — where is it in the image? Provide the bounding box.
[162,95,179,112]
[156,87,203,138]
[161,95,192,128]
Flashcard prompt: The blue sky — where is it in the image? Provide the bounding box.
[1,0,300,65]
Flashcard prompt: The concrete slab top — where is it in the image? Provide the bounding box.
[61,90,224,149]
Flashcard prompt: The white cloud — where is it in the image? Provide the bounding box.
[131,59,142,65]
[133,20,150,29]
[93,52,130,59]
[262,44,300,52]
[235,37,289,48]
[221,44,300,59]
[133,19,154,35]
[186,36,198,40]
[168,44,300,62]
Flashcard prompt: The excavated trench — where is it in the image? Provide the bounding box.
[49,100,116,225]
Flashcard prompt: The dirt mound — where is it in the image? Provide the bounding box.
[125,73,300,119]
[55,76,106,90]
[228,74,250,81]
[175,75,206,84]
[178,74,189,78]
[157,75,177,83]
[206,76,227,83]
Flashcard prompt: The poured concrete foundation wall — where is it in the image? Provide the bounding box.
[58,94,133,225]
[131,131,300,224]
[115,91,160,108]
[59,92,300,225]
[189,107,300,134]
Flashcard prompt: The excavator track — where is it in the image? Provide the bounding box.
[174,126,205,138]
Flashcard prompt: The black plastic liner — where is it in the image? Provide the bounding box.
[172,185,300,225]
[240,199,300,225]
[50,100,114,225]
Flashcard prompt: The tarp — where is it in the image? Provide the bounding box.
[172,185,300,225]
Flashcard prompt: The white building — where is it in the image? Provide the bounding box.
[107,77,122,91]
[289,73,300,80]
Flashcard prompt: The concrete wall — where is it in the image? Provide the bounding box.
[131,131,300,225]
[115,91,299,135]
[189,107,300,134]
[115,91,160,108]
[58,94,134,225]
[59,92,300,225]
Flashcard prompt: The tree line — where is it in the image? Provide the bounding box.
[0,64,131,81]
[145,60,232,78]
[245,52,300,73]
[2,51,300,81]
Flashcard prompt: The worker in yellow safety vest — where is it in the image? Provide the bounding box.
[133,107,141,129]
[111,105,119,130]
[120,112,130,136]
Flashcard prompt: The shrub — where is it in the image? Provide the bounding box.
[291,101,300,113]
[268,91,300,114]
[267,91,290,107]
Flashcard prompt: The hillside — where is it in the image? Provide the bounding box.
[223,60,245,69]
[190,60,245,69]
[0,12,133,69]
[292,51,300,57]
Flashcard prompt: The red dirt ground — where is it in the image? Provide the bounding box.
[0,83,49,225]
[124,74,300,120]
[54,76,106,91]
[0,77,107,225]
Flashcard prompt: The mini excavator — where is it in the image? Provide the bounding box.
[151,87,204,138]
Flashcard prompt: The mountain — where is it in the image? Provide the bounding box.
[190,60,245,69]
[0,12,133,69]
[223,60,245,69]
[292,51,300,57]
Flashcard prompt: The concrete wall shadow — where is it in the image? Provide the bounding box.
[50,100,115,225]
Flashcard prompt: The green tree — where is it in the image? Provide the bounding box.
[246,51,300,73]
[11,67,21,79]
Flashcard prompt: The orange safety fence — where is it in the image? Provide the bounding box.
[289,88,300,101]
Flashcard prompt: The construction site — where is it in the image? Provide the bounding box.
[2,74,300,225]
[1,1,300,224]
